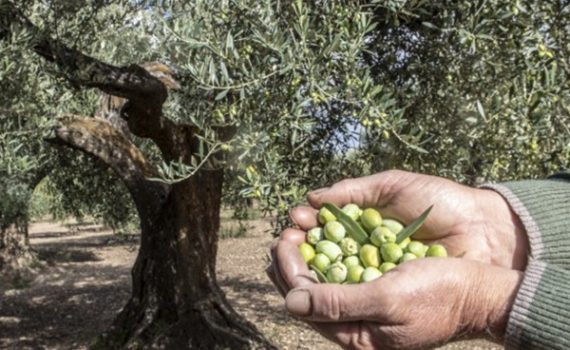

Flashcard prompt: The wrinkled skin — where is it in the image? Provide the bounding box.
[267,170,528,350]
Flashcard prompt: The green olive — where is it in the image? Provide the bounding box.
[359,244,381,268]
[382,219,404,234]
[311,253,331,272]
[426,244,448,257]
[306,227,323,245]
[406,241,427,257]
[343,255,361,269]
[326,262,348,283]
[347,265,365,283]
[370,226,396,247]
[339,237,359,256]
[324,221,346,243]
[399,252,417,263]
[380,242,404,263]
[318,207,336,225]
[379,262,397,273]
[360,208,383,233]
[398,236,411,250]
[342,203,361,221]
[299,243,316,263]
[360,267,382,282]
[316,240,343,262]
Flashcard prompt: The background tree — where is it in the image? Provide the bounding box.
[239,0,568,228]
[1,0,395,348]
[358,0,570,182]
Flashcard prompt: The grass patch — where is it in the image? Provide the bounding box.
[219,220,250,239]
[220,208,262,222]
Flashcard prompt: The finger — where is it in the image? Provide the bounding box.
[268,239,297,296]
[308,321,372,349]
[285,282,383,322]
[276,240,318,289]
[280,228,307,245]
[265,264,287,297]
[308,175,394,209]
[270,236,315,296]
[269,232,303,282]
[290,206,319,230]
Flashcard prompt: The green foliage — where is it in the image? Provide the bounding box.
[1,1,148,231]
[219,222,248,240]
[361,0,570,183]
[0,135,43,228]
[147,1,403,227]
[2,0,568,235]
[41,150,139,233]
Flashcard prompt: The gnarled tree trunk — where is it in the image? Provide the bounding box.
[99,172,269,349]
[0,3,275,348]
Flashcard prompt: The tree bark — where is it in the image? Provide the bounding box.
[96,171,274,349]
[51,116,274,349]
[0,220,36,274]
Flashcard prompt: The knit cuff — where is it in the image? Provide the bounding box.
[505,260,570,350]
[480,180,570,263]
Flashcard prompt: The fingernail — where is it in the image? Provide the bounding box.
[309,187,329,197]
[286,289,311,316]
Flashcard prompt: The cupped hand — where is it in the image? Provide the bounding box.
[293,170,528,270]
[268,239,522,350]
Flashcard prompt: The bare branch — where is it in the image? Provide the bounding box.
[0,1,167,104]
[0,1,195,160]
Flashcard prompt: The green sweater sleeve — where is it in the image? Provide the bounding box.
[480,175,570,349]
[481,177,570,265]
[505,260,570,349]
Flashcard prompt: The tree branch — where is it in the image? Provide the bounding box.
[0,1,183,156]
[1,1,167,104]
[49,115,169,215]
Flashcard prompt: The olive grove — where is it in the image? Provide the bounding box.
[0,0,568,349]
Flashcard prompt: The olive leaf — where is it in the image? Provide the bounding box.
[323,203,369,244]
[309,265,328,283]
[395,205,433,244]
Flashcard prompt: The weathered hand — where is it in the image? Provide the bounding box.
[269,239,522,350]
[266,170,529,349]
[293,170,528,270]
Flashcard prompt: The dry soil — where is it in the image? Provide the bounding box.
[0,218,502,350]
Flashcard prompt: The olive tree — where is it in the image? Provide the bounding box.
[1,0,400,348]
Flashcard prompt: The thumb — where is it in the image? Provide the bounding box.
[307,175,387,209]
[285,283,381,322]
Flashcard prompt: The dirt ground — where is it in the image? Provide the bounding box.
[0,218,502,350]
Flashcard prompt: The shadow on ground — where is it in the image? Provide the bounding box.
[0,264,132,350]
[219,275,292,326]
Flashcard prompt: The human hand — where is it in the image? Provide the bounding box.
[268,239,523,350]
[266,170,529,349]
[291,170,529,270]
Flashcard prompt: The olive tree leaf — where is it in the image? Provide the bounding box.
[395,205,433,244]
[323,203,369,244]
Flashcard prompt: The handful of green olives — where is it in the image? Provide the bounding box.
[299,203,447,284]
